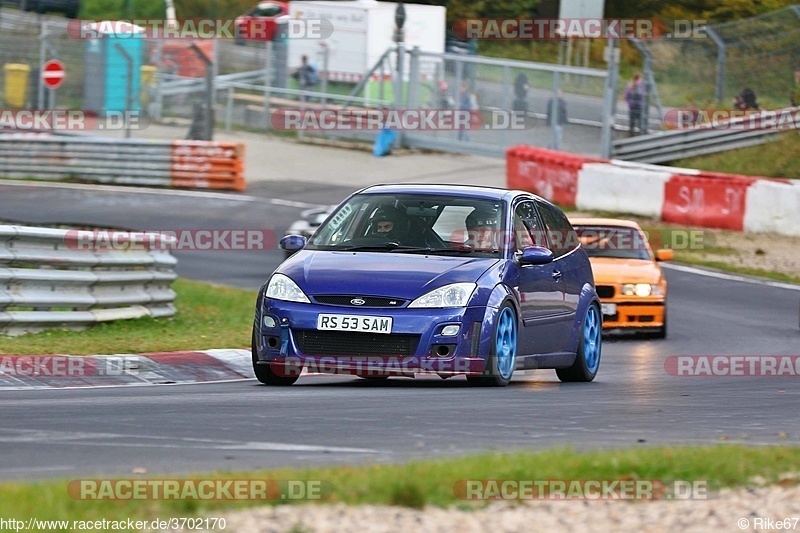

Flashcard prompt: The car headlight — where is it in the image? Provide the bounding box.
[265,274,310,303]
[621,283,662,297]
[408,283,476,308]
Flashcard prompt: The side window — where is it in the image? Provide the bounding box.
[535,200,577,258]
[513,201,546,252]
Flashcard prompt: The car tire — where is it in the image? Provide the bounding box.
[359,376,389,382]
[556,303,602,383]
[251,330,298,386]
[467,302,517,387]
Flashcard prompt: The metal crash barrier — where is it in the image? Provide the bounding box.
[0,135,246,191]
[0,225,178,335]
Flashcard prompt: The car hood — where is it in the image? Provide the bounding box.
[589,257,662,285]
[278,251,500,300]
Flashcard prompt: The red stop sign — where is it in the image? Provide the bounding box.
[42,60,66,89]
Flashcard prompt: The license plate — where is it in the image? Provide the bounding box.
[317,314,392,334]
[601,303,617,316]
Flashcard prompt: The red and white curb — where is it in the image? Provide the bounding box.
[507,146,800,236]
[0,349,254,390]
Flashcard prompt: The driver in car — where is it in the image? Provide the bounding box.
[369,206,408,243]
[465,206,501,251]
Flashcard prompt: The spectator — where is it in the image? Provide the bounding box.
[733,88,759,111]
[625,73,645,136]
[457,83,478,141]
[547,90,568,150]
[791,68,800,107]
[292,55,319,102]
[436,81,452,109]
[513,73,529,113]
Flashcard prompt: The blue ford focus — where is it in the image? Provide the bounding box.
[253,185,602,387]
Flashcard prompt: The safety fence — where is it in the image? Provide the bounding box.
[507,146,800,236]
[0,225,177,335]
[632,5,800,110]
[0,135,246,190]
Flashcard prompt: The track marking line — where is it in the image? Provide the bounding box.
[663,263,800,291]
[0,179,324,209]
[0,429,378,454]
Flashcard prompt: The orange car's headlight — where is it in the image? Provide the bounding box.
[621,283,663,297]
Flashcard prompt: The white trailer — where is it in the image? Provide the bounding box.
[288,0,446,83]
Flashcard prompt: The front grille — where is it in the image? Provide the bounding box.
[294,330,420,356]
[596,285,615,298]
[313,295,407,307]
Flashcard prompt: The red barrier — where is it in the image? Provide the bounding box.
[662,172,756,230]
[506,146,600,207]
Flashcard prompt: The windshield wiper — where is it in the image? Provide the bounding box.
[332,243,415,252]
[391,247,500,255]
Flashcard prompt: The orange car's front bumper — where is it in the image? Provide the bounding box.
[600,300,665,329]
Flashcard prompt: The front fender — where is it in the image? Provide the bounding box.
[472,283,520,360]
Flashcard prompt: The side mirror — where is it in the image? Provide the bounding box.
[655,249,674,262]
[519,246,554,265]
[280,235,307,252]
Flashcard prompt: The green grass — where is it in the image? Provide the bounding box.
[0,279,257,355]
[672,131,800,179]
[1,445,799,527]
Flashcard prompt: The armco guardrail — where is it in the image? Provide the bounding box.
[0,225,178,335]
[507,146,800,236]
[611,107,798,164]
[159,70,268,97]
[0,135,246,191]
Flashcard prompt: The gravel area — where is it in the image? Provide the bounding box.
[698,230,800,279]
[199,484,800,533]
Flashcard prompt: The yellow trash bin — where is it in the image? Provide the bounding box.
[140,65,157,108]
[4,64,31,108]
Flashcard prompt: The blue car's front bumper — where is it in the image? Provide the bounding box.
[254,299,498,377]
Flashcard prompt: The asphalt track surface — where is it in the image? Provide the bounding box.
[0,181,799,480]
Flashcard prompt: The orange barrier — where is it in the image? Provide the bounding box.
[170,141,246,191]
[158,40,216,77]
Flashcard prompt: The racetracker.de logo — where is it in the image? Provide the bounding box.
[0,356,138,378]
[63,229,277,252]
[453,479,714,500]
[664,108,800,131]
[665,356,800,377]
[270,109,526,131]
[68,479,329,500]
[67,19,333,40]
[452,18,707,40]
[0,110,147,131]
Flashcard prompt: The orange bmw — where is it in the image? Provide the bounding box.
[569,218,673,338]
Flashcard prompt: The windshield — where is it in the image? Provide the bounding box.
[309,193,505,257]
[573,226,651,260]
